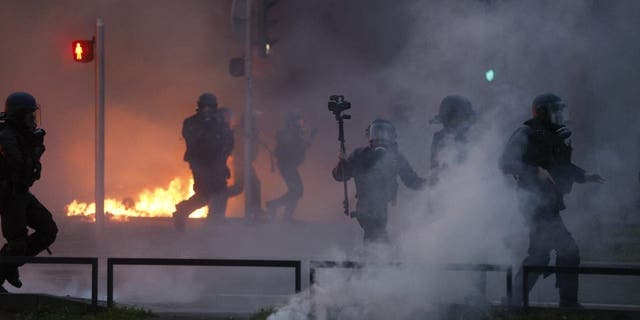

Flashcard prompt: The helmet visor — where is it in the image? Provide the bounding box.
[368,122,396,142]
[548,102,568,126]
[24,109,42,129]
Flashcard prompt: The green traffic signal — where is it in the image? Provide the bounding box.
[485,69,495,82]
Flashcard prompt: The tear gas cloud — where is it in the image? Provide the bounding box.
[268,0,640,318]
[1,0,640,316]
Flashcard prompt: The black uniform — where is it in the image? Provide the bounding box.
[174,110,234,224]
[429,95,475,182]
[0,93,57,288]
[333,145,425,242]
[266,125,311,220]
[500,117,587,305]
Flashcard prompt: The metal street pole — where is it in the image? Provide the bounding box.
[243,0,254,219]
[95,18,105,229]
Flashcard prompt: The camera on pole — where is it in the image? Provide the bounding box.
[328,95,352,216]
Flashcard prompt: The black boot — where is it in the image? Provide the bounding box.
[1,266,21,288]
[559,285,580,308]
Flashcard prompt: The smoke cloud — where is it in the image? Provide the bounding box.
[1,0,640,316]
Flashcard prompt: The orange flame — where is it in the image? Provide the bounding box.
[66,176,207,222]
[66,157,239,221]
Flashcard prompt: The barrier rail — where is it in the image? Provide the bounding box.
[310,260,512,301]
[0,256,98,309]
[522,264,640,308]
[107,258,301,307]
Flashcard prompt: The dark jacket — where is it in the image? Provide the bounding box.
[333,145,425,212]
[182,111,233,166]
[500,118,586,210]
[0,123,45,193]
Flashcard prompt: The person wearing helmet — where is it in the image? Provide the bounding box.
[500,93,604,308]
[0,92,58,291]
[172,93,234,229]
[429,95,476,183]
[266,111,316,221]
[333,119,426,242]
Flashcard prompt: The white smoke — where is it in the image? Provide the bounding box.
[268,0,639,318]
[269,100,525,320]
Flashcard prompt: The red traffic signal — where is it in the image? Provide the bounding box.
[72,40,94,63]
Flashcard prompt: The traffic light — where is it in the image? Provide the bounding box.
[257,0,278,57]
[72,40,94,63]
[485,69,495,82]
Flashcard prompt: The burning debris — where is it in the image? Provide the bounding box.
[65,176,207,221]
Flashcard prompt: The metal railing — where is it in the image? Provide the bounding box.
[522,264,640,308]
[310,260,512,301]
[0,256,98,308]
[107,258,301,307]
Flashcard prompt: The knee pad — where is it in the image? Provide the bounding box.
[42,230,57,247]
[47,220,59,238]
[557,241,580,266]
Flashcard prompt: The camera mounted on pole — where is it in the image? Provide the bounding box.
[328,95,351,121]
[328,95,352,216]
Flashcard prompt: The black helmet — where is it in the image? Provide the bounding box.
[366,118,397,145]
[4,92,38,117]
[531,93,568,125]
[197,92,218,110]
[431,95,475,128]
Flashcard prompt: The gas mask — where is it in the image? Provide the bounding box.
[547,101,569,126]
[367,120,397,151]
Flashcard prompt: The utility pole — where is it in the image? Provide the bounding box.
[95,18,105,229]
[243,0,254,219]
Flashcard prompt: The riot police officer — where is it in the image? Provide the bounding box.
[500,93,604,307]
[333,119,426,242]
[266,111,314,221]
[173,93,234,229]
[429,95,476,182]
[0,92,58,290]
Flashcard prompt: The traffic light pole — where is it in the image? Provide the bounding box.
[95,18,105,229]
[243,0,254,219]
